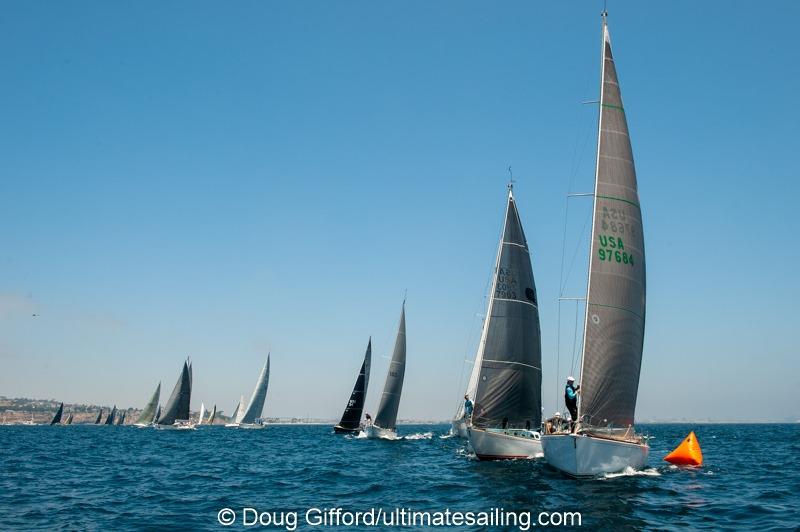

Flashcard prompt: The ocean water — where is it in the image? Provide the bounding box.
[1,423,797,530]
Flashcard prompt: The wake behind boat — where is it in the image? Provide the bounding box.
[227,355,270,429]
[466,185,544,460]
[364,301,406,440]
[334,339,371,434]
[541,12,649,477]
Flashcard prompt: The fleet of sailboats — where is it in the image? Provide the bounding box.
[6,9,655,479]
[364,301,407,440]
[540,12,649,477]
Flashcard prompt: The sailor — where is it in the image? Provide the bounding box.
[364,413,372,426]
[463,395,474,419]
[565,376,580,428]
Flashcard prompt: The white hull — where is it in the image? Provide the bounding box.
[450,418,469,438]
[467,427,542,460]
[541,433,649,477]
[157,421,196,431]
[363,424,398,440]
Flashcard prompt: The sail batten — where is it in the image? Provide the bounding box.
[374,303,406,431]
[578,16,646,430]
[337,339,372,430]
[472,191,542,430]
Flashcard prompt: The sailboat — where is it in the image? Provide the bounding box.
[364,301,406,440]
[94,409,103,424]
[157,358,194,429]
[104,405,117,425]
[541,12,649,477]
[197,403,206,426]
[225,396,244,427]
[229,355,271,429]
[116,411,126,425]
[334,339,372,434]
[466,185,544,460]
[153,405,162,424]
[49,402,64,425]
[64,412,73,425]
[134,382,161,427]
[206,404,217,425]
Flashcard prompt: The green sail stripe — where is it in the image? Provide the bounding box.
[596,194,640,209]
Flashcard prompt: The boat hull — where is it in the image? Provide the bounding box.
[450,418,469,438]
[333,424,360,434]
[467,427,542,460]
[541,433,649,477]
[363,424,398,440]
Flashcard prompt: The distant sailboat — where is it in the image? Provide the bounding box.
[50,402,64,425]
[541,12,650,477]
[94,409,103,424]
[197,403,206,426]
[64,412,73,425]
[157,358,194,429]
[135,382,161,427]
[231,355,271,429]
[116,411,126,425]
[334,339,371,434]
[153,405,161,424]
[226,396,244,427]
[206,404,217,425]
[365,301,406,440]
[104,405,117,426]
[466,185,544,460]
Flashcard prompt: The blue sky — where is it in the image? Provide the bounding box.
[1,1,798,422]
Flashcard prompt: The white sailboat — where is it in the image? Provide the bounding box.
[541,12,649,477]
[228,355,271,429]
[466,185,544,460]
[225,396,245,427]
[364,301,406,440]
[197,403,206,426]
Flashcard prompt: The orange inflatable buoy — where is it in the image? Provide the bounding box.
[664,431,703,466]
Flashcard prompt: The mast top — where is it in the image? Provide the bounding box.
[507,166,515,194]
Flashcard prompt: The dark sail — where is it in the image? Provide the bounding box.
[64,413,73,425]
[49,402,64,425]
[94,409,103,424]
[104,406,117,425]
[158,360,192,425]
[578,18,646,430]
[116,411,126,425]
[336,339,372,431]
[472,191,542,430]
[153,405,161,424]
[374,303,407,431]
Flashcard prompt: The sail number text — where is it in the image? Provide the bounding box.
[495,267,519,299]
[597,234,634,266]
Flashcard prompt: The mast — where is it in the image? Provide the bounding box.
[576,11,609,426]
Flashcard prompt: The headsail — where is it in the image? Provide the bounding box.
[472,190,542,430]
[50,402,64,425]
[578,16,646,430]
[374,302,407,431]
[337,339,372,430]
[240,355,271,424]
[198,403,206,425]
[158,359,192,425]
[135,382,161,425]
[104,405,117,425]
[234,395,246,424]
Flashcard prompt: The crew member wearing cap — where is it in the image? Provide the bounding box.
[564,376,580,431]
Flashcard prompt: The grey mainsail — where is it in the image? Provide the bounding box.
[135,382,161,425]
[578,18,646,430]
[337,339,372,430]
[104,405,117,425]
[158,359,192,425]
[472,189,542,430]
[50,402,64,425]
[94,409,103,424]
[240,355,271,424]
[374,302,406,431]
